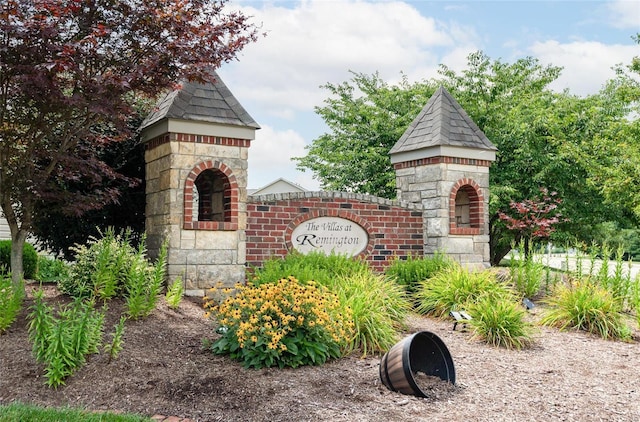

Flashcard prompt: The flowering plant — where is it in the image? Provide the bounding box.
[203,277,354,369]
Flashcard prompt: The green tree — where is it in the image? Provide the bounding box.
[569,34,640,222]
[0,0,259,286]
[298,51,639,265]
[295,72,437,198]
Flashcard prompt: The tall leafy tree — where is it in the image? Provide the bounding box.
[0,0,259,285]
[298,51,639,264]
[295,72,437,198]
[570,34,640,221]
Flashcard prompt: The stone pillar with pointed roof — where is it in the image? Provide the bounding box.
[389,87,497,267]
[140,73,259,294]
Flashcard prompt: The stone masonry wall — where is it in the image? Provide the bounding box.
[145,133,250,295]
[246,192,424,272]
[394,159,491,267]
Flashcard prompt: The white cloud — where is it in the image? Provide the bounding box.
[221,0,458,118]
[529,40,638,96]
[220,1,639,189]
[607,0,640,29]
[247,125,319,190]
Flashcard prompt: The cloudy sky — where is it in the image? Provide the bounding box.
[216,0,640,190]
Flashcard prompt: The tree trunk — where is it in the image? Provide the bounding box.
[10,230,28,287]
[1,200,31,288]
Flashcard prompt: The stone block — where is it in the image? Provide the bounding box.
[442,237,475,255]
[179,142,195,155]
[146,178,160,195]
[410,182,437,193]
[145,143,171,163]
[415,165,443,182]
[185,289,205,297]
[195,230,239,250]
[172,154,200,171]
[426,218,448,237]
[422,197,446,211]
[196,264,245,287]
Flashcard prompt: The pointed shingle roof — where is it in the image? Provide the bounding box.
[140,71,260,131]
[389,86,496,157]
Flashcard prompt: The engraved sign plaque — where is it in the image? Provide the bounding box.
[290,217,368,256]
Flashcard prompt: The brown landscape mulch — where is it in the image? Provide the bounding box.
[1,283,639,422]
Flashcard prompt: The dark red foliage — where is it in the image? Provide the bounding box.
[0,0,259,223]
[498,188,566,240]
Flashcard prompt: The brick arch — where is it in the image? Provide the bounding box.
[183,160,238,231]
[285,209,375,259]
[449,178,484,235]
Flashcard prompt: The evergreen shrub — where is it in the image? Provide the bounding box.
[0,240,38,279]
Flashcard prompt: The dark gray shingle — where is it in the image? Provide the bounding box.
[140,71,260,131]
[389,86,496,155]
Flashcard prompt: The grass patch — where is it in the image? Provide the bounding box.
[0,402,151,421]
[330,269,410,356]
[384,252,455,294]
[251,251,369,287]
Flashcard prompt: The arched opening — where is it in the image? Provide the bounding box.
[449,179,483,235]
[183,160,238,231]
[455,189,471,227]
[194,169,229,222]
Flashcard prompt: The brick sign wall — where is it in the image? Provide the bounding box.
[246,192,424,272]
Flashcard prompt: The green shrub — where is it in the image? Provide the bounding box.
[0,274,24,333]
[204,277,354,369]
[253,252,411,356]
[507,246,545,298]
[595,245,636,311]
[540,280,632,341]
[385,252,455,294]
[330,269,410,356]
[251,251,369,287]
[0,240,38,279]
[60,228,135,298]
[105,316,127,363]
[36,255,70,282]
[468,294,535,349]
[165,277,184,310]
[28,290,105,387]
[415,265,511,318]
[60,228,166,319]
[125,239,166,319]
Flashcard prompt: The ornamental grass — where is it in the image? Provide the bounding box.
[415,265,510,318]
[468,293,536,349]
[540,279,633,341]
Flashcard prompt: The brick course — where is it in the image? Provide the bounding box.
[247,192,423,272]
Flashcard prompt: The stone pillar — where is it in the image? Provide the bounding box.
[140,76,259,295]
[389,86,497,268]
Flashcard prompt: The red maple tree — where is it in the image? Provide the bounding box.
[498,188,566,256]
[0,0,259,284]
